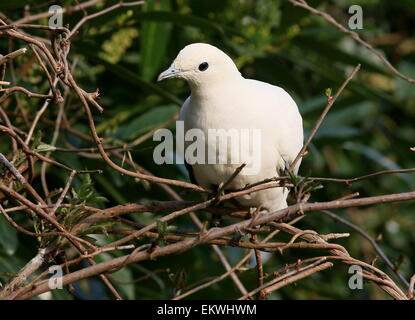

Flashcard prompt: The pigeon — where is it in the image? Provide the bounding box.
[158,43,303,212]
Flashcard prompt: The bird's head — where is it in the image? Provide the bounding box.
[157,43,241,89]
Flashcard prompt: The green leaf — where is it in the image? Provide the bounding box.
[278,51,392,102]
[140,0,172,81]
[100,28,139,64]
[0,0,38,10]
[97,253,136,299]
[94,174,128,204]
[325,88,332,97]
[0,255,25,284]
[292,34,389,75]
[343,142,413,185]
[51,289,74,300]
[313,126,361,139]
[156,220,168,237]
[299,96,328,115]
[111,266,135,300]
[113,105,178,141]
[135,11,240,37]
[34,144,57,153]
[0,213,18,255]
[100,60,182,105]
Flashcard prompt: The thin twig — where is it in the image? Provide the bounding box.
[240,258,333,299]
[408,275,415,299]
[288,0,415,84]
[319,210,410,289]
[0,47,27,65]
[290,64,361,171]
[68,1,145,39]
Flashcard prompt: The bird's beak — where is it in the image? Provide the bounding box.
[157,65,182,82]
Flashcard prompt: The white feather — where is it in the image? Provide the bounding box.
[160,43,303,211]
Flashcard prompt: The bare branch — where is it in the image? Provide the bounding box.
[290,64,361,171]
[288,0,415,84]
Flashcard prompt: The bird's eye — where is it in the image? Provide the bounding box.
[198,62,209,71]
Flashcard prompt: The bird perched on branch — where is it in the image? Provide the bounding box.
[158,43,303,212]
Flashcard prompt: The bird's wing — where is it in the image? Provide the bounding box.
[244,79,304,174]
[178,96,191,122]
[184,160,197,184]
[179,97,199,184]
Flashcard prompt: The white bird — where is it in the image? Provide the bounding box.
[158,43,303,212]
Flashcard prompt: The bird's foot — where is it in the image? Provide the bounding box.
[247,206,263,230]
